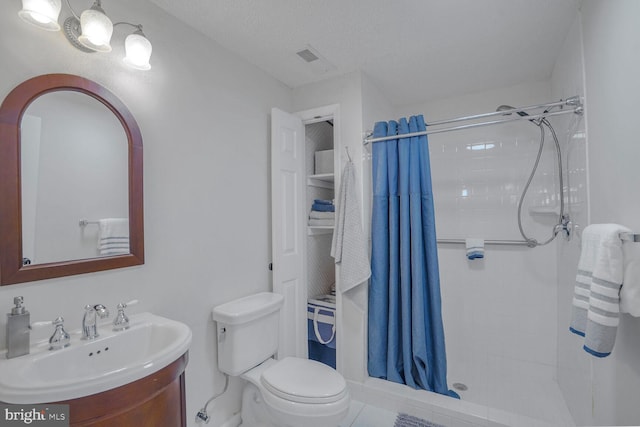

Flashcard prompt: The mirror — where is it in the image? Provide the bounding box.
[0,74,144,285]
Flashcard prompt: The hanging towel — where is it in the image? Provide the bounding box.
[98,218,130,256]
[620,242,640,317]
[330,161,371,292]
[570,224,629,357]
[465,238,485,259]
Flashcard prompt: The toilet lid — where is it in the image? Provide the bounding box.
[261,357,347,404]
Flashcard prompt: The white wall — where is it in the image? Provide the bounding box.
[0,2,291,426]
[551,12,592,426]
[556,1,640,425]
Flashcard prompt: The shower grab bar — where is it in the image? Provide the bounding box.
[437,238,531,247]
[363,96,583,144]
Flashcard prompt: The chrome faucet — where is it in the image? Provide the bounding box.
[82,304,109,339]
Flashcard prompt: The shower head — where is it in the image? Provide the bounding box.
[496,105,530,117]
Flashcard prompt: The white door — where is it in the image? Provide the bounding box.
[271,108,307,358]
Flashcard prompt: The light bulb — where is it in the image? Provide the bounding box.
[77,2,113,52]
[123,31,152,70]
[18,0,61,31]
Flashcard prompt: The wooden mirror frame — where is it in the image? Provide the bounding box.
[0,74,144,285]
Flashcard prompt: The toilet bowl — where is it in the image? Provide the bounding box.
[240,358,350,427]
[212,292,350,427]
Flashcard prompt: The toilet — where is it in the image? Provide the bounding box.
[212,292,350,427]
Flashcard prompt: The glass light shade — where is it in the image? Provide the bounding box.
[123,33,152,70]
[77,7,113,52]
[18,0,61,31]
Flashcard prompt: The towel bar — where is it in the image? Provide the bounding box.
[78,220,99,226]
[621,232,640,242]
[437,238,531,247]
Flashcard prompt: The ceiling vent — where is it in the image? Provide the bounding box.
[296,48,319,63]
[294,45,335,75]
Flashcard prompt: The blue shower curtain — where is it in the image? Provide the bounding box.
[368,115,456,398]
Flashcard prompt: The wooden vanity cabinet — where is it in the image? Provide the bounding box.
[54,352,188,427]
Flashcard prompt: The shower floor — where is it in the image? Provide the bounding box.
[347,369,574,427]
[447,355,574,426]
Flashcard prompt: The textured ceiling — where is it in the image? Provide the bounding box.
[148,0,580,106]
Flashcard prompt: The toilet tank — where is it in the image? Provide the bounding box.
[212,292,284,376]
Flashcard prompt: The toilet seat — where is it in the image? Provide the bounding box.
[260,357,347,404]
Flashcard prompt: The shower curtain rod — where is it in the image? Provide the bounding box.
[363,97,583,144]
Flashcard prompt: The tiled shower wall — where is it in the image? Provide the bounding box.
[395,80,566,409]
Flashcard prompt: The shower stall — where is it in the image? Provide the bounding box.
[351,82,588,426]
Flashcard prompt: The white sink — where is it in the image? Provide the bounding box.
[0,312,192,403]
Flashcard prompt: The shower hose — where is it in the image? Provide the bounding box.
[517,118,565,247]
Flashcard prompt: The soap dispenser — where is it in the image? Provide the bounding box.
[6,296,30,359]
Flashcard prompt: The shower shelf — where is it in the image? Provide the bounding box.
[308,226,334,236]
[307,173,334,189]
[528,204,583,216]
[528,206,560,216]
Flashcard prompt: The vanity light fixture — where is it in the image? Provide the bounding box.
[18,0,152,70]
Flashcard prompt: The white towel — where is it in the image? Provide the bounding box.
[570,224,629,357]
[465,238,485,260]
[330,161,371,292]
[620,242,640,317]
[98,218,130,256]
[309,211,335,220]
[308,218,334,227]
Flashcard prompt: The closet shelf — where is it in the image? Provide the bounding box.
[307,226,334,236]
[307,173,334,189]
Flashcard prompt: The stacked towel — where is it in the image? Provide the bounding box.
[465,238,485,260]
[570,224,630,357]
[98,218,130,256]
[311,199,335,212]
[308,199,335,226]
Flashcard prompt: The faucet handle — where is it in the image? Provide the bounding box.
[49,317,71,350]
[113,299,138,331]
[31,317,71,350]
[86,304,110,318]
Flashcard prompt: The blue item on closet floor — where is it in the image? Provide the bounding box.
[307,300,336,368]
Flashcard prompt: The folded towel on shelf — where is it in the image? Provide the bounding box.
[308,219,334,227]
[309,210,335,220]
[570,224,630,357]
[312,202,335,212]
[98,218,130,256]
[620,243,640,317]
[465,238,485,260]
[331,161,371,292]
[314,199,334,205]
